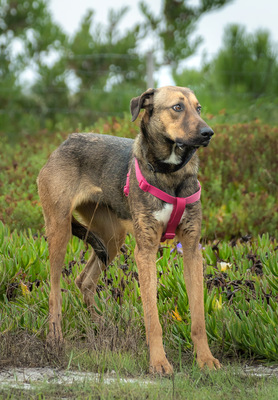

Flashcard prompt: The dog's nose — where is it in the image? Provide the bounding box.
[200,127,214,138]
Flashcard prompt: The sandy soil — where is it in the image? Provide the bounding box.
[0,365,278,391]
[0,367,155,390]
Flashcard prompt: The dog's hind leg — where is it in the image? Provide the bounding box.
[75,235,126,320]
[37,166,74,345]
[75,205,127,319]
[46,214,71,343]
[75,251,104,319]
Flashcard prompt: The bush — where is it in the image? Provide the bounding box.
[198,122,278,239]
[1,118,277,239]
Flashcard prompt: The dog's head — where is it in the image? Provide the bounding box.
[130,86,214,150]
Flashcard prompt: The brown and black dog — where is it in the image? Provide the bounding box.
[37,86,220,374]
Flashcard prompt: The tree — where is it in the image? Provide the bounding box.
[67,7,146,124]
[213,24,278,97]
[69,8,144,89]
[0,0,67,135]
[139,0,234,67]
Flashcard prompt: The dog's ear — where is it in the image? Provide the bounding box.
[130,88,155,122]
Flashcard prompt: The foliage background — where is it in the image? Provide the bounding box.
[1,0,278,138]
[0,119,277,240]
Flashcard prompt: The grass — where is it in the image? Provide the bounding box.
[1,222,277,365]
[0,364,277,399]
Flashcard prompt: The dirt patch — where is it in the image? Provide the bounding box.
[1,365,278,392]
[243,365,278,378]
[0,367,154,390]
[0,316,146,370]
[0,332,66,369]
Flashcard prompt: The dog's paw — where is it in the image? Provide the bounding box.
[197,355,221,370]
[149,357,174,375]
[88,307,103,323]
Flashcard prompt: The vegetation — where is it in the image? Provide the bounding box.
[4,0,278,137]
[0,116,277,373]
[0,117,277,239]
[1,365,278,400]
[1,219,278,361]
[0,1,277,398]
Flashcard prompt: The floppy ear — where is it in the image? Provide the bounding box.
[130,88,155,122]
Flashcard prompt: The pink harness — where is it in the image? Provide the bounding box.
[124,158,201,241]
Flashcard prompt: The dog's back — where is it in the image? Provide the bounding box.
[38,133,134,221]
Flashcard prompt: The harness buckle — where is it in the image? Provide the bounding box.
[124,185,129,196]
[139,179,150,192]
[161,232,175,241]
[124,172,130,196]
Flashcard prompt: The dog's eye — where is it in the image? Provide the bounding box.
[197,105,202,114]
[172,104,183,112]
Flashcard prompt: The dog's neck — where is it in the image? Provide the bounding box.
[134,124,199,175]
[148,147,197,174]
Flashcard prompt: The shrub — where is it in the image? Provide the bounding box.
[0,118,277,239]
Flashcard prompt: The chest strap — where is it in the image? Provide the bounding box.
[124,158,201,241]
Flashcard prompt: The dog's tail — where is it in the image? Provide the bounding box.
[71,218,108,266]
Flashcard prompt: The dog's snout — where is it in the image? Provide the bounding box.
[200,127,214,138]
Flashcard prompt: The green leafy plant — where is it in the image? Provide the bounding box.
[1,222,277,361]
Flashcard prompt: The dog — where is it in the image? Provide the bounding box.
[37,86,220,374]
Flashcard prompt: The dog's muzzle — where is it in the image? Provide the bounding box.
[176,126,214,149]
[199,127,214,146]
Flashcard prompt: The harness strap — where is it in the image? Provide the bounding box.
[124,158,201,241]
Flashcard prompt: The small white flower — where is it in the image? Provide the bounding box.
[219,261,232,272]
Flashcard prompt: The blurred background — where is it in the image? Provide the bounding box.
[1,0,278,138]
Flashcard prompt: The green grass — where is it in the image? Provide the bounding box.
[1,222,277,366]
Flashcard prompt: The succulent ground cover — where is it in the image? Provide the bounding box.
[0,222,277,367]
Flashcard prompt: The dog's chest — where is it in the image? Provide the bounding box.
[163,146,181,165]
[153,203,174,225]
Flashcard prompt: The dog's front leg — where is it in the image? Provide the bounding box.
[178,224,221,370]
[134,224,173,375]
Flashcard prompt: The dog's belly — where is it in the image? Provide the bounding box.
[120,218,134,234]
